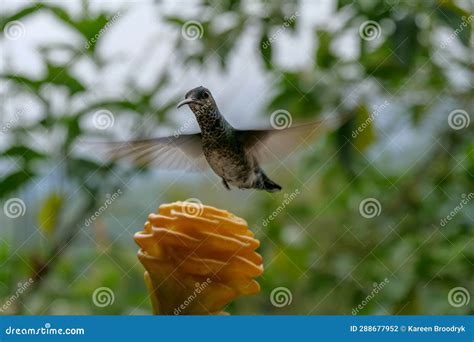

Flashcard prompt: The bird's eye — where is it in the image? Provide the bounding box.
[203,92,209,99]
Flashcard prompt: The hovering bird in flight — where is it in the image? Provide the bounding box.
[105,86,345,192]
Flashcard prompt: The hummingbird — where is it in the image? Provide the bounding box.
[104,86,345,192]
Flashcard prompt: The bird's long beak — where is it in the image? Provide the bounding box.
[177,98,196,108]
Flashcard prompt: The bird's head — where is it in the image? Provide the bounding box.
[177,86,217,114]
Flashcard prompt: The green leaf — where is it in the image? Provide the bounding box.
[0,4,45,31]
[436,1,472,46]
[75,15,111,52]
[2,146,45,161]
[165,16,187,26]
[353,104,375,151]
[2,63,86,96]
[259,33,273,70]
[64,117,82,147]
[37,192,64,236]
[44,5,117,53]
[0,74,42,93]
[335,111,356,174]
[391,16,419,68]
[337,0,356,10]
[44,63,86,95]
[316,30,336,69]
[44,5,73,26]
[0,170,34,198]
[0,239,12,295]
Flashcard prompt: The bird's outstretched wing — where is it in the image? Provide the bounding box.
[236,115,347,164]
[90,133,209,172]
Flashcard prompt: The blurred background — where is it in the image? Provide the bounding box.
[0,0,473,315]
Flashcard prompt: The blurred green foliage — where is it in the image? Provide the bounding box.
[0,0,473,315]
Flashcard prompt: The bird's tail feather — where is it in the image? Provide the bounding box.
[257,170,282,192]
[263,178,282,192]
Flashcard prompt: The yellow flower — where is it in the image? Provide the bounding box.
[134,201,263,315]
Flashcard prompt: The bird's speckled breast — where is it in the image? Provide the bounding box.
[203,139,255,185]
[191,102,257,186]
